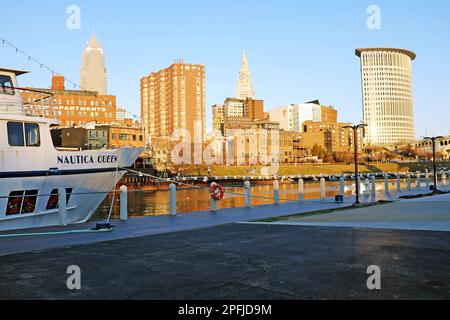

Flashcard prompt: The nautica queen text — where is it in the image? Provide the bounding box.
[57,155,118,165]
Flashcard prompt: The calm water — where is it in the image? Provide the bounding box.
[93,177,447,220]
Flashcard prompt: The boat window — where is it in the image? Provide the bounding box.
[7,122,40,147]
[7,122,25,146]
[25,123,40,147]
[0,75,15,95]
[45,188,73,210]
[6,190,38,215]
[21,190,38,214]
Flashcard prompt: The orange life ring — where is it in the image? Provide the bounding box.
[211,182,224,201]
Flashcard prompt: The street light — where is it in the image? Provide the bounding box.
[424,136,443,191]
[344,123,366,205]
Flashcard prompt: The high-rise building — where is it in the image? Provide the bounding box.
[236,50,255,100]
[80,33,108,95]
[140,61,206,141]
[356,48,416,146]
[269,101,337,132]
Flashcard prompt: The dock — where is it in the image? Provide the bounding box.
[1,187,450,300]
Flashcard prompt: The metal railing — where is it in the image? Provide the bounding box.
[0,86,57,119]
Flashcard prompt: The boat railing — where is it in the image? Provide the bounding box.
[0,86,57,119]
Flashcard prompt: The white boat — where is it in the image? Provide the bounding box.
[0,68,143,231]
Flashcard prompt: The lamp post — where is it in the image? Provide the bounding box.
[424,136,443,191]
[344,124,366,205]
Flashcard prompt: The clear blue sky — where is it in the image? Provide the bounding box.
[1,0,449,137]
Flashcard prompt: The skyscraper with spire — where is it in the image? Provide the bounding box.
[236,50,255,99]
[80,33,108,95]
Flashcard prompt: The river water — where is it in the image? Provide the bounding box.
[93,177,447,220]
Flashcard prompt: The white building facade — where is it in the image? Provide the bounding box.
[356,48,416,146]
[80,33,108,95]
[269,102,322,132]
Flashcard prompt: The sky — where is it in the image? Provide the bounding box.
[1,0,450,138]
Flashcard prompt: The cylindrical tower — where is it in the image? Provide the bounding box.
[355,48,416,146]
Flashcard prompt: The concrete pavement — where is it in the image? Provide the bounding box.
[251,193,450,232]
[1,223,449,299]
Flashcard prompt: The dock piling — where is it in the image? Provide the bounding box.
[298,178,305,201]
[273,180,280,205]
[120,185,128,221]
[416,172,421,190]
[396,174,401,193]
[244,180,251,208]
[169,183,177,216]
[339,176,345,196]
[364,178,370,195]
[384,174,390,194]
[371,175,376,197]
[320,177,326,200]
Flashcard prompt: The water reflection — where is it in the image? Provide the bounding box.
[94,178,440,220]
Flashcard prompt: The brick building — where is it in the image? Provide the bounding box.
[21,76,116,127]
[140,61,206,141]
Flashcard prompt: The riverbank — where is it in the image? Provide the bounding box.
[169,162,450,177]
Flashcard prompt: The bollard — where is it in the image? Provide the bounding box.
[340,176,345,196]
[273,180,280,205]
[356,176,361,196]
[244,180,251,208]
[298,178,305,201]
[210,197,218,212]
[364,178,370,195]
[384,174,390,194]
[371,175,376,197]
[407,174,412,191]
[58,188,68,227]
[396,174,401,193]
[425,172,430,189]
[320,177,326,200]
[416,172,421,190]
[442,173,447,187]
[169,183,177,216]
[120,185,128,220]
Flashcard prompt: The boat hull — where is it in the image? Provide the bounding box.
[0,147,143,232]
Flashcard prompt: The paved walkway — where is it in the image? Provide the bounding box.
[0,199,351,256]
[250,193,450,232]
[1,223,449,299]
[0,186,447,257]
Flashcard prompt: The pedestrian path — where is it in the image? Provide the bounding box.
[248,193,450,232]
[0,199,351,256]
[1,185,448,256]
